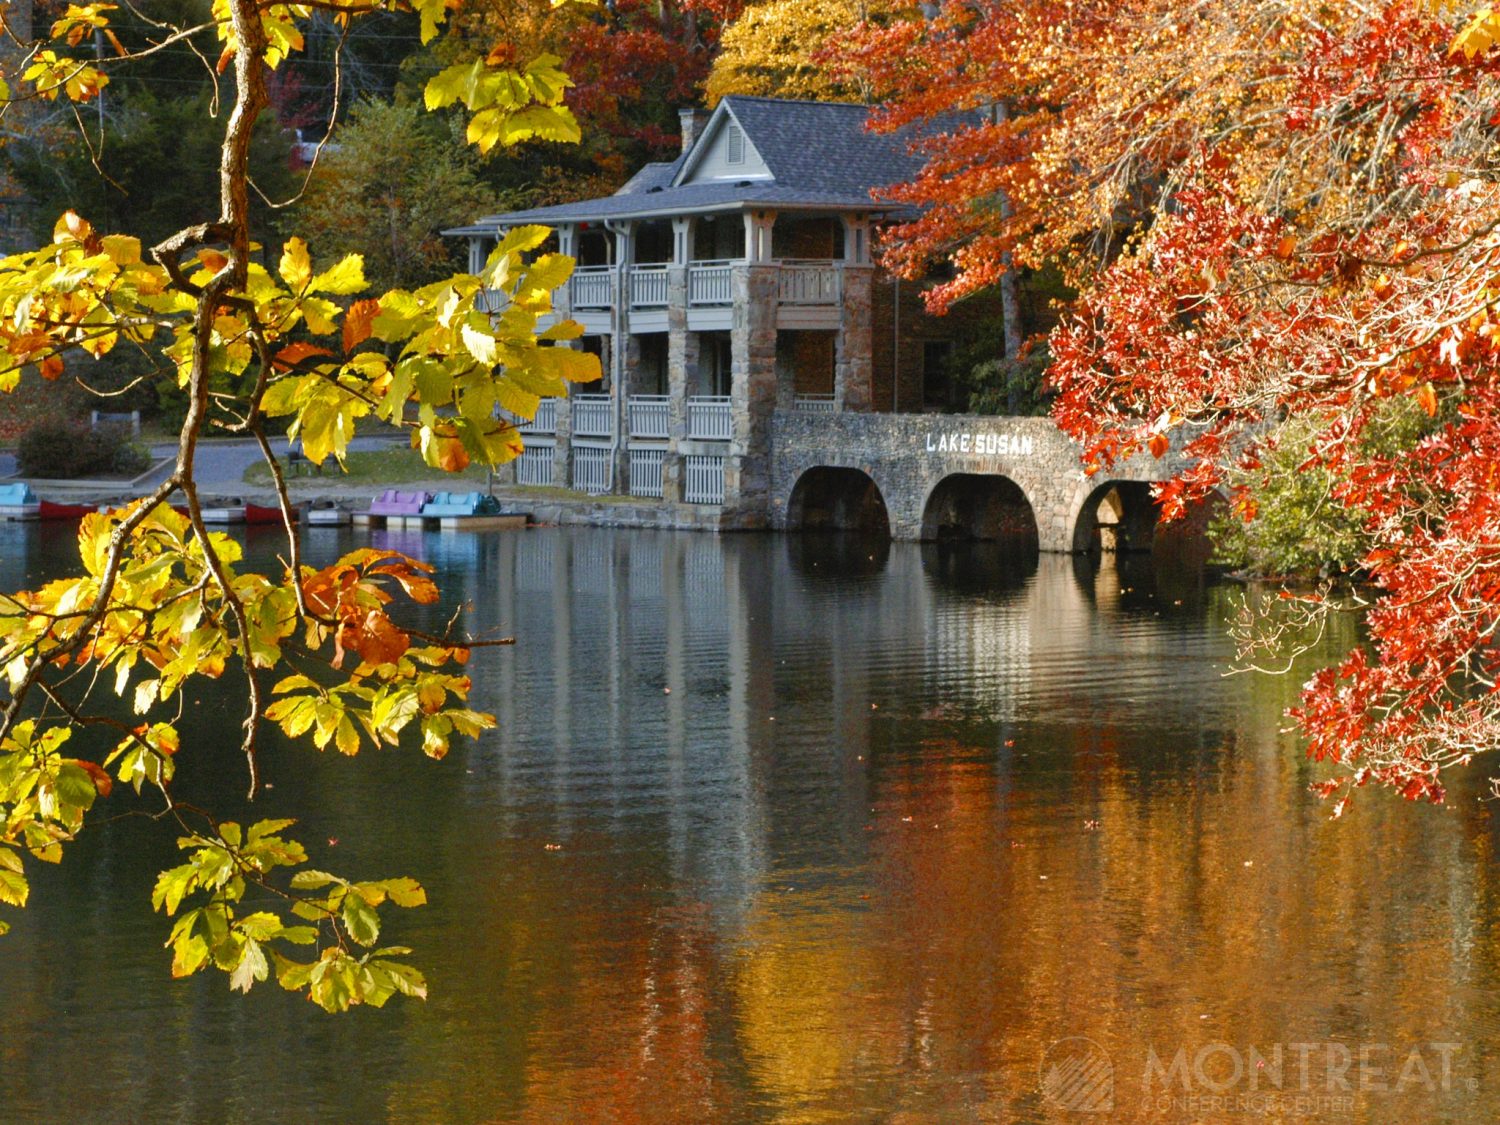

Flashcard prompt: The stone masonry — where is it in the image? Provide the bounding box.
[769,411,1182,551]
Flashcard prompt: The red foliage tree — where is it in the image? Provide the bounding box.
[848,0,1500,806]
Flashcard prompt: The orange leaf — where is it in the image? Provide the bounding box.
[348,610,410,667]
[199,249,228,273]
[435,437,469,473]
[1416,381,1438,417]
[1148,432,1170,458]
[39,354,64,381]
[76,759,113,798]
[273,342,335,372]
[343,298,380,354]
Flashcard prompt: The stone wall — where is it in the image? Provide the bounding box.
[769,410,1180,550]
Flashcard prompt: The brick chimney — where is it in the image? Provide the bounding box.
[679,107,710,156]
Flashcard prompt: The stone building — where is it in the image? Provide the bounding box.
[449,96,998,526]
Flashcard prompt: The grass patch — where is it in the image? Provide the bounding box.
[243,447,491,487]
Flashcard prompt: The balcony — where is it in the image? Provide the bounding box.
[571,394,614,439]
[688,261,734,305]
[570,267,612,309]
[517,397,560,434]
[777,261,840,305]
[686,395,733,441]
[627,395,670,441]
[628,265,670,308]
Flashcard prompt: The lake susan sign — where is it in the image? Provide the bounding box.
[924,431,1036,456]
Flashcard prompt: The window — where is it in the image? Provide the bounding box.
[923,341,954,411]
[726,124,744,165]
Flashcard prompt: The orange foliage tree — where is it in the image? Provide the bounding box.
[846,0,1500,806]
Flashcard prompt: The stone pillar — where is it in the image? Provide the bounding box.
[609,222,635,494]
[553,385,574,488]
[725,263,779,520]
[744,211,775,264]
[836,264,875,412]
[554,224,577,321]
[665,220,696,504]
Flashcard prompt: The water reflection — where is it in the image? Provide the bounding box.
[0,526,1496,1122]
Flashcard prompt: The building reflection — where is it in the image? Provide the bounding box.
[2,526,1495,1121]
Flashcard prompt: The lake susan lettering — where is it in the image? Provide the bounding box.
[924,432,1035,456]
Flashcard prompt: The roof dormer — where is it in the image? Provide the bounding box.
[675,104,772,186]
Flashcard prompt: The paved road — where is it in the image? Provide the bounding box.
[135,435,404,489]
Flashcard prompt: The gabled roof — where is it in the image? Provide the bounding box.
[676,97,926,197]
[446,96,934,236]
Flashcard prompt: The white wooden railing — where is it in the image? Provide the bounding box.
[629,265,670,307]
[571,394,613,438]
[793,394,837,413]
[684,455,726,504]
[570,267,612,309]
[572,446,612,494]
[516,444,553,486]
[518,397,560,434]
[777,260,840,304]
[628,395,670,440]
[688,261,735,305]
[628,448,666,498]
[686,395,733,441]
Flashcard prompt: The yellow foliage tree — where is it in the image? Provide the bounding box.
[706,0,901,105]
[0,0,600,1012]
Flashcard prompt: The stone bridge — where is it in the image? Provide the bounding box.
[767,411,1196,552]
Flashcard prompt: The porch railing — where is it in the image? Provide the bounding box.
[627,395,671,440]
[629,265,670,307]
[688,261,735,305]
[686,395,733,441]
[777,260,840,304]
[570,267,612,309]
[793,394,837,413]
[571,394,614,439]
[516,444,554,487]
[684,455,726,505]
[572,445,613,495]
[518,397,560,434]
[628,447,666,498]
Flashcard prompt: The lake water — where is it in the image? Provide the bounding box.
[2,524,1499,1123]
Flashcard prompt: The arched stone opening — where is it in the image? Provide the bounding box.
[919,473,1039,549]
[1072,481,1158,554]
[787,467,891,536]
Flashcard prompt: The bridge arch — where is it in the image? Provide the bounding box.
[1071,480,1159,553]
[786,466,891,535]
[920,473,1039,549]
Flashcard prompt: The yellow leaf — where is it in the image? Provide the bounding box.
[278,238,312,291]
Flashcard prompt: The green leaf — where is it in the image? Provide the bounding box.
[229,938,268,993]
[311,255,367,296]
[342,893,381,946]
[152,863,197,915]
[289,869,342,891]
[0,867,28,908]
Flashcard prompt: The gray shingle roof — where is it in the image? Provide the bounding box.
[704,97,928,196]
[445,97,933,236]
